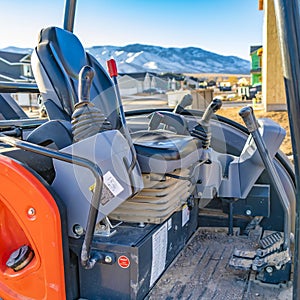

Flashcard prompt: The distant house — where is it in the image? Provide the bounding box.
[0,50,37,107]
[184,76,199,89]
[0,50,34,82]
[118,72,168,95]
[219,81,232,92]
[250,46,263,85]
[118,74,143,95]
[151,76,168,92]
[142,72,168,93]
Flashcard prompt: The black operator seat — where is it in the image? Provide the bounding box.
[28,26,122,149]
[31,26,121,128]
[30,26,200,172]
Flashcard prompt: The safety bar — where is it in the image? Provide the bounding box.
[0,81,39,93]
[0,119,47,129]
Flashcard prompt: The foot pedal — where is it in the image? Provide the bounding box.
[229,256,253,270]
[259,232,282,249]
[229,231,290,284]
[256,233,284,258]
[232,249,256,259]
[229,250,256,270]
[252,249,291,272]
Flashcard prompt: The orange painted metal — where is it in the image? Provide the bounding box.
[259,0,264,10]
[0,155,66,300]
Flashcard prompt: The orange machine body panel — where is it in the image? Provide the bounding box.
[0,155,66,300]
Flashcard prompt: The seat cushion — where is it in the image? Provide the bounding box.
[132,130,201,173]
[132,131,199,161]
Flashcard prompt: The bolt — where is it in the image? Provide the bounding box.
[105,255,112,263]
[266,266,273,273]
[245,209,252,216]
[266,267,273,274]
[73,224,84,236]
[27,207,36,217]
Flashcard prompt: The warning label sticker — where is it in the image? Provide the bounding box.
[92,171,125,205]
[182,204,190,227]
[150,222,168,287]
[104,171,124,197]
[118,255,130,269]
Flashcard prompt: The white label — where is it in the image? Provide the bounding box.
[150,222,168,287]
[167,218,172,231]
[103,171,124,197]
[182,204,190,227]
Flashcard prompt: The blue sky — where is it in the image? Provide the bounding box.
[0,0,263,60]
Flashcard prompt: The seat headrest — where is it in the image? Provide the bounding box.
[38,27,86,78]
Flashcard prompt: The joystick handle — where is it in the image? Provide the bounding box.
[78,65,95,103]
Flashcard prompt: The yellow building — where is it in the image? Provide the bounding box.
[260,0,287,111]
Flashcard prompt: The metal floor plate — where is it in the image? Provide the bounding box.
[147,227,292,300]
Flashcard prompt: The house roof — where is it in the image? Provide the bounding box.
[0,50,29,64]
[0,71,21,82]
[119,72,157,81]
[118,74,140,83]
[250,45,263,55]
[20,54,32,63]
[119,71,184,82]
[0,50,34,82]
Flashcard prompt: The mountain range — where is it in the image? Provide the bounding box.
[3,44,250,74]
[87,44,250,74]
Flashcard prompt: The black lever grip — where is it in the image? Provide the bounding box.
[148,111,189,135]
[174,94,193,114]
[239,106,259,132]
[201,98,222,124]
[78,66,95,103]
[191,98,222,149]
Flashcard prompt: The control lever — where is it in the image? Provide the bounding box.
[147,94,192,134]
[201,98,222,125]
[191,98,222,148]
[148,111,189,135]
[106,58,140,192]
[78,65,94,103]
[239,106,292,251]
[174,94,193,114]
[107,58,127,130]
[72,66,108,142]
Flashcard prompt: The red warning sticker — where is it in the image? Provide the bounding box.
[118,255,130,269]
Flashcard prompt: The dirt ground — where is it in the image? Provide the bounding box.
[216,107,292,156]
[149,227,292,300]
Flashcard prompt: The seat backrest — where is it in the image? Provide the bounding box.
[31,26,122,130]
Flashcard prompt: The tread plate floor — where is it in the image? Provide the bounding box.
[147,227,292,300]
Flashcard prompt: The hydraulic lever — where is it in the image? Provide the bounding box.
[173,94,193,114]
[106,58,140,192]
[72,66,108,142]
[201,98,222,125]
[191,98,222,148]
[78,65,94,102]
[239,106,292,251]
[147,94,193,134]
